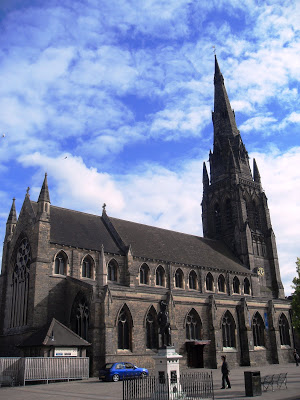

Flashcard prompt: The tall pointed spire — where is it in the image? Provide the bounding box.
[38,173,50,203]
[213,55,239,138]
[7,198,17,224]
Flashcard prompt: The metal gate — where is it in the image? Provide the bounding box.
[123,371,214,400]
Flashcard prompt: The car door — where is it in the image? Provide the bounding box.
[114,363,125,379]
[124,362,136,378]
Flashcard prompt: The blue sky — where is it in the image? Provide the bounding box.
[0,0,299,295]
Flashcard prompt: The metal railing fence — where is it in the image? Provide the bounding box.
[123,371,214,400]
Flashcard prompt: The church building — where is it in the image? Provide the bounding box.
[0,57,294,374]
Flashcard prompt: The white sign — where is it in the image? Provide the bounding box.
[54,348,78,357]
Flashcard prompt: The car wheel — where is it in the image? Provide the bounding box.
[140,372,147,378]
[112,374,120,382]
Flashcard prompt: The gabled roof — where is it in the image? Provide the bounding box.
[109,217,251,274]
[19,318,90,347]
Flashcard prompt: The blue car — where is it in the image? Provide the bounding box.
[99,362,149,382]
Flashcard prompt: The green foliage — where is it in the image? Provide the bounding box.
[291,258,300,336]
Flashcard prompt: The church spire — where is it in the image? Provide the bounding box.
[38,173,50,203]
[212,55,239,139]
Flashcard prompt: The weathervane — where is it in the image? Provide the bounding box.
[102,203,106,212]
[212,46,216,55]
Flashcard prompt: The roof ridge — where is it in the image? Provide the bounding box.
[110,216,221,242]
[31,200,101,218]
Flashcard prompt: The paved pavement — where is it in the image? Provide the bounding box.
[0,362,299,400]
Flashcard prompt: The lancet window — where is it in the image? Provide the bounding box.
[175,268,184,288]
[218,274,226,292]
[156,266,165,287]
[118,306,132,350]
[279,314,291,346]
[108,259,118,282]
[146,308,158,349]
[82,256,93,279]
[222,311,236,348]
[252,312,265,347]
[189,270,198,290]
[206,272,214,291]
[71,294,89,340]
[186,310,201,340]
[140,263,150,285]
[54,251,67,275]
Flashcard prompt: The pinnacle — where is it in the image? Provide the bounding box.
[38,173,50,203]
[7,198,17,223]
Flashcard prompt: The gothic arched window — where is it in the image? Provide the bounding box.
[186,309,202,340]
[214,203,222,233]
[140,263,150,285]
[252,312,265,347]
[206,272,214,291]
[118,306,132,350]
[222,311,236,348]
[189,270,198,290]
[82,256,93,279]
[233,276,240,294]
[253,201,260,230]
[225,198,233,228]
[10,237,31,328]
[218,274,226,293]
[244,278,251,295]
[156,265,165,286]
[71,294,89,340]
[108,259,118,282]
[175,268,184,288]
[146,307,158,349]
[279,314,291,346]
[54,251,67,275]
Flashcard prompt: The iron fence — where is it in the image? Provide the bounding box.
[123,371,214,400]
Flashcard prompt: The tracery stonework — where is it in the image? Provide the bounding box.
[10,237,31,328]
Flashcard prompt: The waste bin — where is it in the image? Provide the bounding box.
[244,371,262,397]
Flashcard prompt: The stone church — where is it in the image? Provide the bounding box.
[0,57,294,375]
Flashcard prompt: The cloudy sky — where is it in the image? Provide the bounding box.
[0,0,299,295]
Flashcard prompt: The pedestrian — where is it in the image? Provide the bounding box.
[220,355,231,389]
[294,349,300,366]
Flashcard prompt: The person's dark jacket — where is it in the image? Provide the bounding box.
[221,361,229,375]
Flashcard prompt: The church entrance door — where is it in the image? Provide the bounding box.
[186,342,204,368]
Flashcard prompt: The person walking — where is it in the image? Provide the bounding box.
[294,349,300,366]
[221,355,231,389]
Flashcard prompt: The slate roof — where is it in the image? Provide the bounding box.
[110,217,250,274]
[31,202,122,254]
[19,318,90,347]
[31,201,251,274]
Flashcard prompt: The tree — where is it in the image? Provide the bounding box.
[291,258,300,336]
